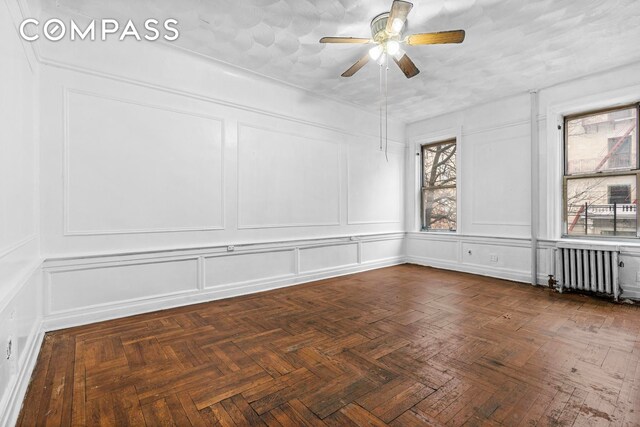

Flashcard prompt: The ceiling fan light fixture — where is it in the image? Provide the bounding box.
[386,40,400,56]
[369,44,383,60]
[391,18,405,34]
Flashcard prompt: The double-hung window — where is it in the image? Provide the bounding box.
[564,104,639,237]
[421,139,457,231]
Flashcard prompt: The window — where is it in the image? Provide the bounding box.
[422,139,457,231]
[564,104,639,237]
[608,185,631,204]
[608,136,631,169]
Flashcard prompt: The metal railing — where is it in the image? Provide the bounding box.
[568,203,637,235]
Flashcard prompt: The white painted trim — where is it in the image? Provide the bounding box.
[345,144,404,226]
[0,323,44,427]
[41,232,405,328]
[620,288,640,300]
[1,0,36,72]
[406,255,532,284]
[43,256,406,332]
[545,83,640,240]
[0,262,43,427]
[462,119,531,137]
[43,232,406,265]
[235,121,342,230]
[62,88,226,236]
[409,127,463,233]
[0,260,42,315]
[202,248,297,289]
[0,235,36,259]
[45,256,201,316]
[530,90,540,285]
[406,232,532,248]
[39,55,405,147]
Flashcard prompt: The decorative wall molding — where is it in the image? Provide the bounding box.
[0,235,36,260]
[236,122,342,229]
[407,255,533,284]
[39,54,405,147]
[42,232,406,331]
[544,82,640,240]
[410,115,548,144]
[462,118,530,137]
[466,126,530,228]
[62,87,226,235]
[346,144,404,225]
[2,0,37,73]
[406,232,551,286]
[0,323,44,427]
[45,257,201,316]
[406,232,532,247]
[0,263,43,427]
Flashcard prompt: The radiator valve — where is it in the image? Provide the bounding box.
[547,275,557,289]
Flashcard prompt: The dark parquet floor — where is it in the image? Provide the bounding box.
[18,264,640,426]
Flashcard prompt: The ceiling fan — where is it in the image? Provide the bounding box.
[319,0,466,78]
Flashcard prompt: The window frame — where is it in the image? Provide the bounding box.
[562,103,640,239]
[421,138,458,232]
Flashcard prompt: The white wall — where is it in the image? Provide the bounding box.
[406,60,640,299]
[30,11,407,329]
[0,0,43,425]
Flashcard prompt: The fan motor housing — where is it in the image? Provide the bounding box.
[370,12,390,41]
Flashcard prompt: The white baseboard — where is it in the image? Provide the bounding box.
[620,288,640,300]
[406,255,533,285]
[43,257,406,331]
[0,322,44,427]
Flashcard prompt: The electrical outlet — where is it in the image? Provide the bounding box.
[490,254,498,263]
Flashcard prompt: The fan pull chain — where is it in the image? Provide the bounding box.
[379,62,383,152]
[385,57,389,162]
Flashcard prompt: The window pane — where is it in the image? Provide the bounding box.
[423,187,457,231]
[566,175,637,237]
[566,107,637,175]
[423,142,456,187]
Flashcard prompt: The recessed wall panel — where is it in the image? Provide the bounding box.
[406,238,458,262]
[461,242,530,271]
[65,90,224,234]
[237,124,340,228]
[361,239,404,263]
[49,259,198,313]
[299,243,358,273]
[348,145,402,224]
[205,250,296,288]
[469,128,530,227]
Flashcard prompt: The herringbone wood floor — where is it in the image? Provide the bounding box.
[18,265,640,426]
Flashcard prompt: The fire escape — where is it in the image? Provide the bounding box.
[568,121,637,233]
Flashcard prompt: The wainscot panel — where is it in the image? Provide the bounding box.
[47,258,200,314]
[299,243,359,273]
[204,249,296,288]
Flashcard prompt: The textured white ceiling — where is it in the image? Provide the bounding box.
[46,0,640,123]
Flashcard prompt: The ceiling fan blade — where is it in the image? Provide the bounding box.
[406,30,466,45]
[320,37,372,44]
[341,53,370,77]
[393,54,420,78]
[386,0,413,35]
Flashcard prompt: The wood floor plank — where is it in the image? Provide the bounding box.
[15,264,640,426]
